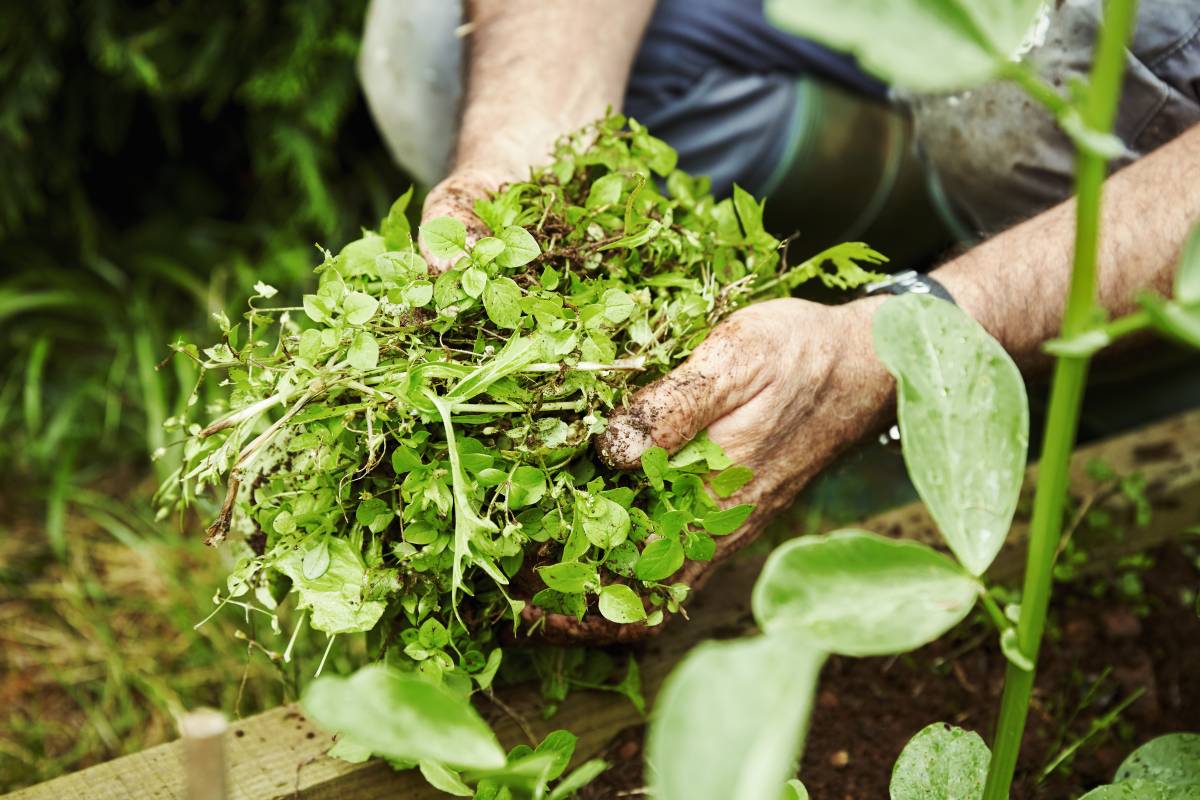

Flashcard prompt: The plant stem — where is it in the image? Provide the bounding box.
[982,2,1139,797]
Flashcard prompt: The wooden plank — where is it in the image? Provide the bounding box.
[9,409,1199,800]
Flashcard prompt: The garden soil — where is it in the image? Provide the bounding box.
[579,540,1200,799]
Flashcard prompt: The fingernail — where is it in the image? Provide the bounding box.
[596,413,655,469]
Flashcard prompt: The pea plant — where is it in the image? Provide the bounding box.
[161,116,887,795]
[647,0,1200,798]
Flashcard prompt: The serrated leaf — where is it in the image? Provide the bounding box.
[873,294,1029,576]
[752,529,979,656]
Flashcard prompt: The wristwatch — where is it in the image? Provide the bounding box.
[863,270,956,305]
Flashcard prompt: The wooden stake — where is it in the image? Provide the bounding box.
[178,709,228,800]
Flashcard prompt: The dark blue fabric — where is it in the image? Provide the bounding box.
[624,0,883,197]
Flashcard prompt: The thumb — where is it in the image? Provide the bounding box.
[596,318,771,469]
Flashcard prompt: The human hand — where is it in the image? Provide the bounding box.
[420,164,518,272]
[525,296,898,643]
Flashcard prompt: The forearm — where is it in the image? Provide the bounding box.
[456,1,654,176]
[934,123,1200,368]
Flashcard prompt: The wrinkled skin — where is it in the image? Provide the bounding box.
[423,177,897,644]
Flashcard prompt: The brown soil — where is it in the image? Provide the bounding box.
[579,540,1200,799]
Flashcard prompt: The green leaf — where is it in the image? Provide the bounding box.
[889,723,991,800]
[783,779,810,800]
[302,539,331,580]
[403,280,434,307]
[700,504,753,536]
[381,186,414,249]
[497,226,540,269]
[420,216,468,260]
[1079,781,1200,800]
[506,465,547,508]
[303,293,334,324]
[302,665,506,769]
[580,494,631,549]
[1000,627,1033,671]
[873,294,1029,576]
[752,529,979,656]
[548,759,609,800]
[276,538,386,634]
[534,729,577,781]
[538,561,598,594]
[598,584,645,623]
[461,266,488,299]
[483,277,523,329]
[1177,222,1200,305]
[419,761,472,796]
[647,633,824,800]
[599,288,635,324]
[640,446,669,490]
[1115,734,1200,787]
[635,537,685,581]
[343,291,379,325]
[347,331,379,371]
[1140,292,1200,349]
[710,465,753,498]
[471,236,505,266]
[586,173,623,209]
[765,0,1044,92]
[391,445,423,473]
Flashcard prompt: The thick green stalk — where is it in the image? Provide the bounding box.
[981,1,1139,797]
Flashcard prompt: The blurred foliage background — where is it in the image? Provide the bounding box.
[0,1,410,789]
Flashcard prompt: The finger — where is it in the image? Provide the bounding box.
[596,312,775,469]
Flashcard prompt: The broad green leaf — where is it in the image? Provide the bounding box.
[302,539,331,580]
[497,226,540,268]
[586,173,623,209]
[534,729,578,781]
[1115,734,1200,787]
[538,561,598,594]
[483,277,523,329]
[461,266,488,298]
[471,236,505,266]
[873,294,1029,576]
[710,465,753,498]
[302,665,506,769]
[598,584,645,623]
[506,465,546,508]
[580,494,631,549]
[420,216,468,260]
[403,280,434,307]
[1080,781,1200,800]
[635,537,685,581]
[419,761,472,796]
[347,331,379,371]
[276,538,386,634]
[342,291,379,325]
[599,288,635,324]
[647,633,824,800]
[701,504,754,536]
[303,293,333,324]
[752,529,979,656]
[765,0,1045,92]
[391,445,423,473]
[1177,222,1200,304]
[890,723,991,800]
